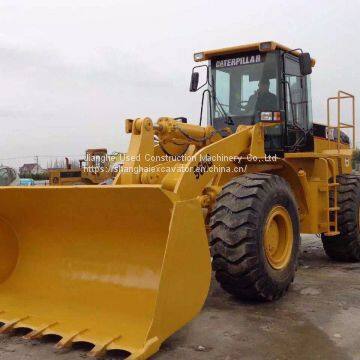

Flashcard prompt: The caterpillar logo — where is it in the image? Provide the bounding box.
[216,54,262,68]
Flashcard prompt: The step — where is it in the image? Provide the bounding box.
[324,231,340,236]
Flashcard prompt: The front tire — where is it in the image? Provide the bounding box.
[210,173,300,301]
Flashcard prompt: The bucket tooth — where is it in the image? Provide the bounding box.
[126,337,160,360]
[55,329,88,350]
[0,317,29,334]
[23,322,58,340]
[88,336,122,358]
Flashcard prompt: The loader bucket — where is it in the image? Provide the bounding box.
[0,185,211,359]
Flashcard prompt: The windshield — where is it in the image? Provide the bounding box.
[211,51,279,124]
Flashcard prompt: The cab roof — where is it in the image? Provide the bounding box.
[194,41,316,66]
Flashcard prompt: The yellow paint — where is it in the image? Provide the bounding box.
[0,98,356,358]
[49,148,112,186]
[0,186,211,358]
[194,41,316,66]
[263,206,293,270]
[49,169,82,186]
[314,137,348,153]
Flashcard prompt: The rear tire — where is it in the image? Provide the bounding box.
[210,173,300,301]
[321,174,360,261]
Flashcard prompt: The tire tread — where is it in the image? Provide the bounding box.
[210,173,299,301]
[322,174,360,261]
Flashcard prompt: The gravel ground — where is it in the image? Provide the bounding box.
[0,235,359,360]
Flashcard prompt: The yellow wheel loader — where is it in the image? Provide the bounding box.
[0,41,356,359]
[49,148,112,185]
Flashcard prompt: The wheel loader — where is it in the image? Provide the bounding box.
[49,148,114,185]
[0,41,357,359]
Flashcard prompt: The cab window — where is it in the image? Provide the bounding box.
[284,55,309,130]
[212,52,279,122]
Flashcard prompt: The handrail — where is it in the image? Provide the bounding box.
[327,91,355,150]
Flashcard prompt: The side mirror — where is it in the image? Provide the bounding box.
[299,53,312,75]
[189,72,199,92]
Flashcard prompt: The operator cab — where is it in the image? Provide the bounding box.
[191,41,315,155]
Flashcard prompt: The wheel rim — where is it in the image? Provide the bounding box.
[263,205,293,270]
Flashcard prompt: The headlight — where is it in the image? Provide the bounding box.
[260,112,273,121]
[260,111,281,122]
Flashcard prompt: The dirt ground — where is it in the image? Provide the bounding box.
[0,235,359,360]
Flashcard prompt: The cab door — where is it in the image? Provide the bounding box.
[283,54,313,151]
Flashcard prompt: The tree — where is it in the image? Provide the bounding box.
[352,148,360,169]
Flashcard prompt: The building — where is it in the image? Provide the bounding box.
[19,163,46,177]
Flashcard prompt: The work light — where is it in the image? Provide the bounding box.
[194,52,205,61]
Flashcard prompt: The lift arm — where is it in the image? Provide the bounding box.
[115,117,266,202]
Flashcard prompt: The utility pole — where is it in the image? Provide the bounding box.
[35,156,39,175]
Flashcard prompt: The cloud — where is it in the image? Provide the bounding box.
[0,39,197,167]
[0,0,359,169]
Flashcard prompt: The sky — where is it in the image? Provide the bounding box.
[1,0,360,168]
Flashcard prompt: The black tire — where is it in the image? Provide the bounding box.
[209,173,300,301]
[321,174,360,261]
